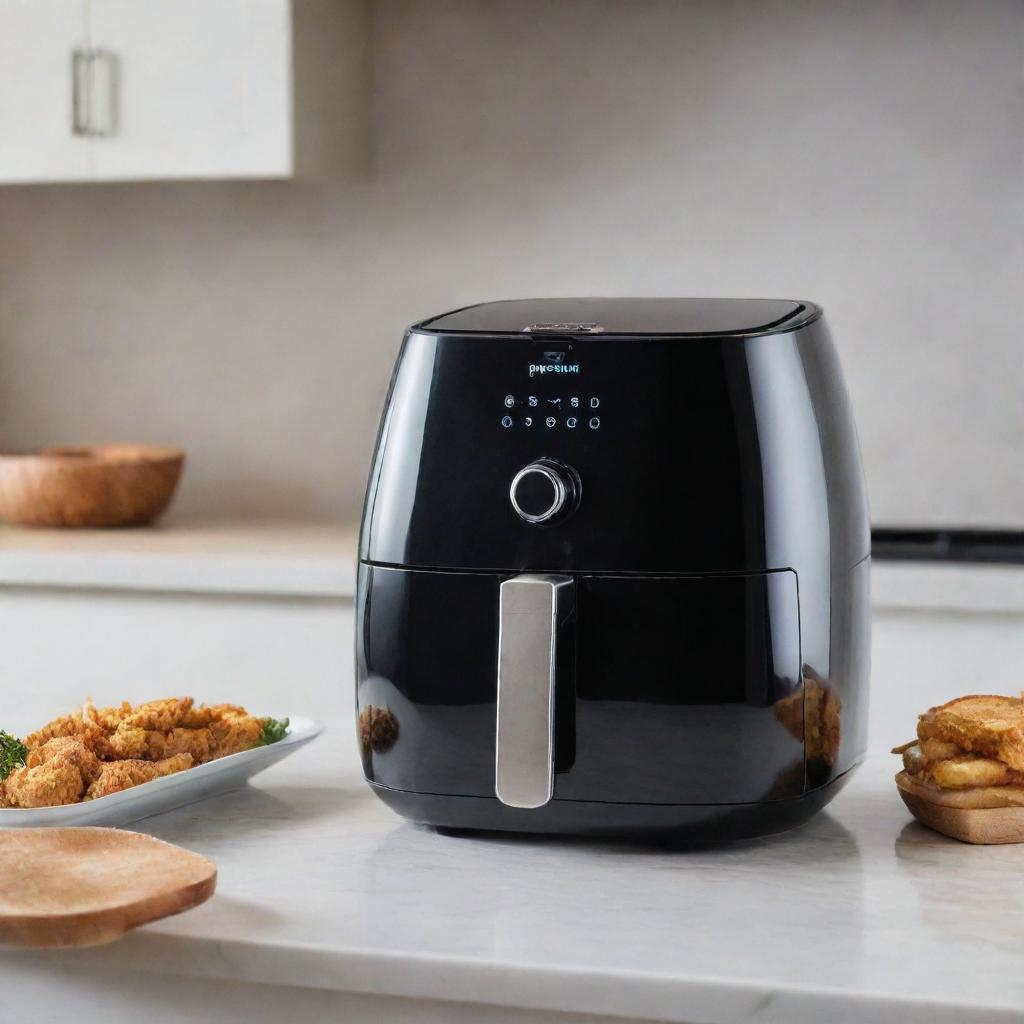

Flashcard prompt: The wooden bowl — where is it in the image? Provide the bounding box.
[896,770,1024,844]
[0,444,185,528]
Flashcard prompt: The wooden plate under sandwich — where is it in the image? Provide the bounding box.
[896,770,1024,845]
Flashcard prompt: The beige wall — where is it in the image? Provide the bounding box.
[0,0,1021,526]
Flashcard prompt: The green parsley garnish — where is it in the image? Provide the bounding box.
[0,731,28,781]
[260,717,289,745]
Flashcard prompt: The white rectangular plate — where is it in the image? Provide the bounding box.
[0,716,324,828]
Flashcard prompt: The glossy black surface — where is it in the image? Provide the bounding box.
[356,299,871,838]
[368,769,857,842]
[872,527,1024,564]
[358,565,804,804]
[421,297,814,336]
[360,317,868,575]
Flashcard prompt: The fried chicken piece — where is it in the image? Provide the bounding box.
[82,699,133,732]
[3,762,87,808]
[85,753,193,800]
[2,736,109,807]
[23,711,102,752]
[105,724,214,761]
[26,736,101,784]
[209,714,265,759]
[118,697,225,732]
[165,727,216,761]
[928,756,1023,790]
[919,737,963,762]
[0,735,105,808]
[104,726,151,760]
[105,716,260,764]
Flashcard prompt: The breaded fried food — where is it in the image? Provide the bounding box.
[918,695,1024,771]
[894,694,1024,810]
[919,737,964,762]
[118,697,223,732]
[894,741,1024,788]
[105,706,264,764]
[85,753,193,800]
[24,711,102,752]
[26,737,102,783]
[3,697,286,808]
[210,711,265,759]
[928,756,1022,790]
[3,762,88,808]
[105,724,209,762]
[2,737,103,808]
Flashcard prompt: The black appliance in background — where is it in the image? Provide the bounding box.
[355,298,870,840]
[871,527,1024,564]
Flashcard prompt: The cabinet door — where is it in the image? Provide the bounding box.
[0,0,91,182]
[89,0,291,180]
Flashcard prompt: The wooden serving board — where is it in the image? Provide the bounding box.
[897,773,1024,845]
[0,828,216,948]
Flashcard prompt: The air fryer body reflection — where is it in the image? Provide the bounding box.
[356,298,870,839]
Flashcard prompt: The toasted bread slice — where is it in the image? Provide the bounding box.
[917,694,1024,771]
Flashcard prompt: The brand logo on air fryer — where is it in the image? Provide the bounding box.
[529,352,580,377]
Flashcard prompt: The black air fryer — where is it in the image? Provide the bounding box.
[356,298,869,840]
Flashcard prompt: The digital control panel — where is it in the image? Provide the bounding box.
[500,394,602,431]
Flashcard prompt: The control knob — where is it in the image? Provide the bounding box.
[509,459,579,525]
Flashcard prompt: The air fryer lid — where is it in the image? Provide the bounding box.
[418,297,811,336]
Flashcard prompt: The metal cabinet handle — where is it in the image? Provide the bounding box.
[495,574,574,809]
[71,49,90,136]
[70,48,118,138]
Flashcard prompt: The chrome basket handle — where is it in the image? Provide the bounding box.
[495,574,573,809]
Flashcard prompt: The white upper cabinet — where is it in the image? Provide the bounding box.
[0,0,367,183]
[89,0,290,180]
[0,0,91,181]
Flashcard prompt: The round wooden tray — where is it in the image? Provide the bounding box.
[896,771,1024,844]
[0,827,216,948]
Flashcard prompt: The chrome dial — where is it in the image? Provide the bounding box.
[509,460,578,525]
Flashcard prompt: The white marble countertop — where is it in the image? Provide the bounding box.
[6,717,1024,1024]
[0,520,358,597]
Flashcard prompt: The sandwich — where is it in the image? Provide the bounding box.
[894,694,1024,809]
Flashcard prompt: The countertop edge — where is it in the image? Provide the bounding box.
[34,931,1024,1024]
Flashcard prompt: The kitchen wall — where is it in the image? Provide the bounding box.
[0,0,1020,526]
